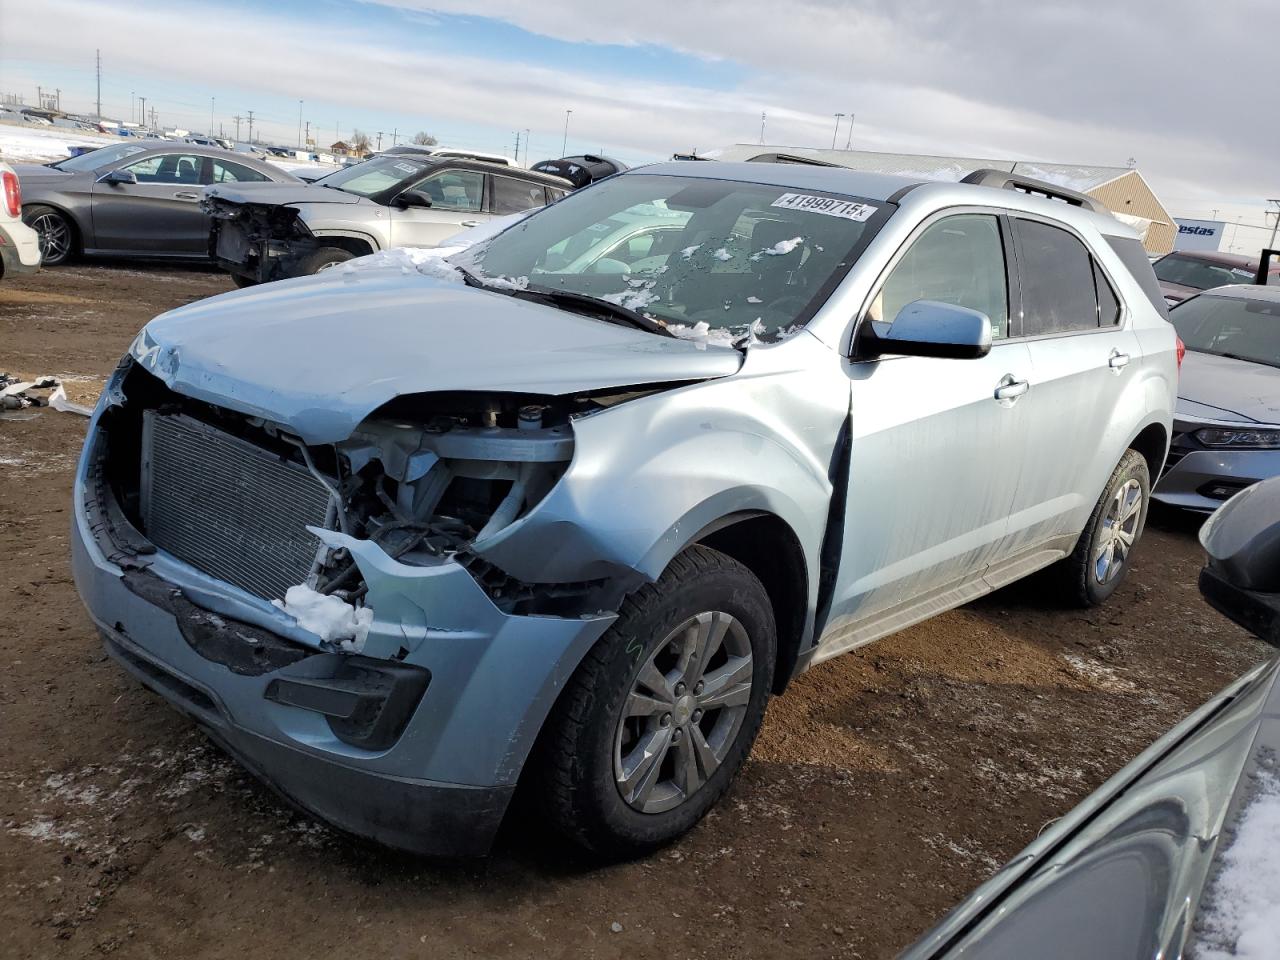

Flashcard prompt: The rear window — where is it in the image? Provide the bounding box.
[1106,236,1169,318]
[1154,253,1254,291]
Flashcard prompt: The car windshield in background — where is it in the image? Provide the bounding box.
[456,173,884,337]
[1171,294,1280,368]
[1155,254,1254,290]
[51,142,148,172]
[313,155,431,198]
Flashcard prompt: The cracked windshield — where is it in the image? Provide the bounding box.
[458,174,881,341]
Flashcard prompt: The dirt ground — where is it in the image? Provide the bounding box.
[0,263,1271,960]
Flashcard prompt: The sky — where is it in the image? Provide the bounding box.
[2,0,1277,230]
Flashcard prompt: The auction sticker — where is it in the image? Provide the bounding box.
[770,193,877,221]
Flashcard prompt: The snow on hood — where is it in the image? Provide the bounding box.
[1178,351,1280,424]
[130,267,742,444]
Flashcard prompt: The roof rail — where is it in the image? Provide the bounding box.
[960,168,1110,216]
[746,152,842,168]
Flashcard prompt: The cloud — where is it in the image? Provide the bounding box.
[5,0,1274,206]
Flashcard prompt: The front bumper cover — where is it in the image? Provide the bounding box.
[71,401,615,856]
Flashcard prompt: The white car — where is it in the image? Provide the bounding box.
[0,161,41,279]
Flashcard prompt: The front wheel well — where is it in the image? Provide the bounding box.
[23,202,83,254]
[311,235,376,258]
[696,513,808,694]
[1129,422,1169,480]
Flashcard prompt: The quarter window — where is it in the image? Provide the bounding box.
[1014,219,1102,335]
[492,176,548,215]
[1094,261,1121,326]
[872,214,1010,338]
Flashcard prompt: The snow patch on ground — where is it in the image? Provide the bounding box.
[0,123,115,162]
[1194,755,1280,960]
[1061,654,1137,693]
[272,585,373,652]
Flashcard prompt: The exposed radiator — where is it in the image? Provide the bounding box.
[140,411,332,601]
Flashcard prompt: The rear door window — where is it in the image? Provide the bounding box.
[211,159,270,184]
[873,213,1010,338]
[121,153,207,185]
[415,169,484,212]
[1013,218,1100,335]
[492,176,548,214]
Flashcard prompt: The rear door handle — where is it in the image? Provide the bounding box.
[1108,350,1131,370]
[994,376,1029,402]
[174,191,201,201]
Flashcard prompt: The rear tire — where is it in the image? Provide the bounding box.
[23,204,75,265]
[533,545,776,859]
[1054,449,1151,607]
[297,246,354,275]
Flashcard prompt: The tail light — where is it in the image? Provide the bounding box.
[1176,335,1186,372]
[1,171,18,219]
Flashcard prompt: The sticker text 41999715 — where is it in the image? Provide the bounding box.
[770,193,878,222]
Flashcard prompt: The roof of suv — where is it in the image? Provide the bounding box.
[634,161,1133,237]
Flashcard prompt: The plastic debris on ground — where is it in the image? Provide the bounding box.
[272,585,373,653]
[0,373,93,417]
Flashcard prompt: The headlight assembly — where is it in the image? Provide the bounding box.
[1195,427,1280,449]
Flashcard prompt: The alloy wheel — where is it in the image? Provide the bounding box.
[30,213,71,264]
[1094,478,1143,584]
[614,611,754,814]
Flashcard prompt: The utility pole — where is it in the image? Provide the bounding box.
[210,97,215,136]
[55,89,61,112]
[233,114,243,141]
[523,128,530,165]
[297,99,303,148]
[246,110,255,143]
[844,112,855,150]
[1267,200,1280,250]
[759,112,766,144]
[130,91,135,123]
[562,109,572,156]
[391,127,397,146]
[304,120,310,147]
[95,49,102,119]
[139,96,147,128]
[513,130,521,161]
[376,131,383,151]
[831,113,844,150]
[150,106,157,129]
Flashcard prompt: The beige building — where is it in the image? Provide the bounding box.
[704,145,1176,253]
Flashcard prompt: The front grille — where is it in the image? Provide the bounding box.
[140,411,332,601]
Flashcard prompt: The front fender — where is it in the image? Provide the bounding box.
[471,331,849,603]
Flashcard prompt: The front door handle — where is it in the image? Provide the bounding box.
[173,191,201,201]
[994,376,1029,402]
[1108,350,1131,370]
[459,219,481,227]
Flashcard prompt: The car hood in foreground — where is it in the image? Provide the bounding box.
[205,182,365,206]
[1178,350,1280,424]
[130,267,742,443]
[902,657,1280,960]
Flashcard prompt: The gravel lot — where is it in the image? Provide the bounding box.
[1,262,1271,959]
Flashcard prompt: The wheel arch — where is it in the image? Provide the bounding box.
[307,230,379,257]
[23,200,84,255]
[1127,419,1169,481]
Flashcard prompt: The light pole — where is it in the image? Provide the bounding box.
[562,109,572,157]
[524,128,530,165]
[844,112,855,150]
[759,111,766,144]
[210,97,215,136]
[831,113,844,150]
[297,100,304,148]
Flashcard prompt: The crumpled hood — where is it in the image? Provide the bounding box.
[1178,350,1280,424]
[131,266,742,443]
[205,182,364,207]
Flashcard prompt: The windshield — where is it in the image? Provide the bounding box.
[1171,294,1280,368]
[312,155,432,198]
[455,173,885,338]
[52,143,148,172]
[1155,254,1254,291]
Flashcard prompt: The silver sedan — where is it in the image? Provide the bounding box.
[16,142,297,265]
[1155,285,1280,510]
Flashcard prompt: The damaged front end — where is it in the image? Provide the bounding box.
[205,197,315,284]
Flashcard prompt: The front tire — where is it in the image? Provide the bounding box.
[1056,449,1151,607]
[534,545,776,859]
[297,246,354,275]
[23,205,75,265]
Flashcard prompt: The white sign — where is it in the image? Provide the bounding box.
[1174,218,1225,252]
[770,193,877,221]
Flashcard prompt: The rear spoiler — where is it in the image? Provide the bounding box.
[960,168,1111,217]
[1257,249,1278,285]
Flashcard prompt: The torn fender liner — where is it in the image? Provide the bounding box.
[133,273,741,443]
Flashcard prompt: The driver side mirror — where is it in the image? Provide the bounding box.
[859,299,992,360]
[97,168,138,186]
[394,189,433,209]
[1199,476,1280,645]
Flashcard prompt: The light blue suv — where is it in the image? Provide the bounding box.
[72,162,1177,857]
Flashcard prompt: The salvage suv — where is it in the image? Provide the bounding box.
[204,154,572,285]
[73,163,1178,859]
